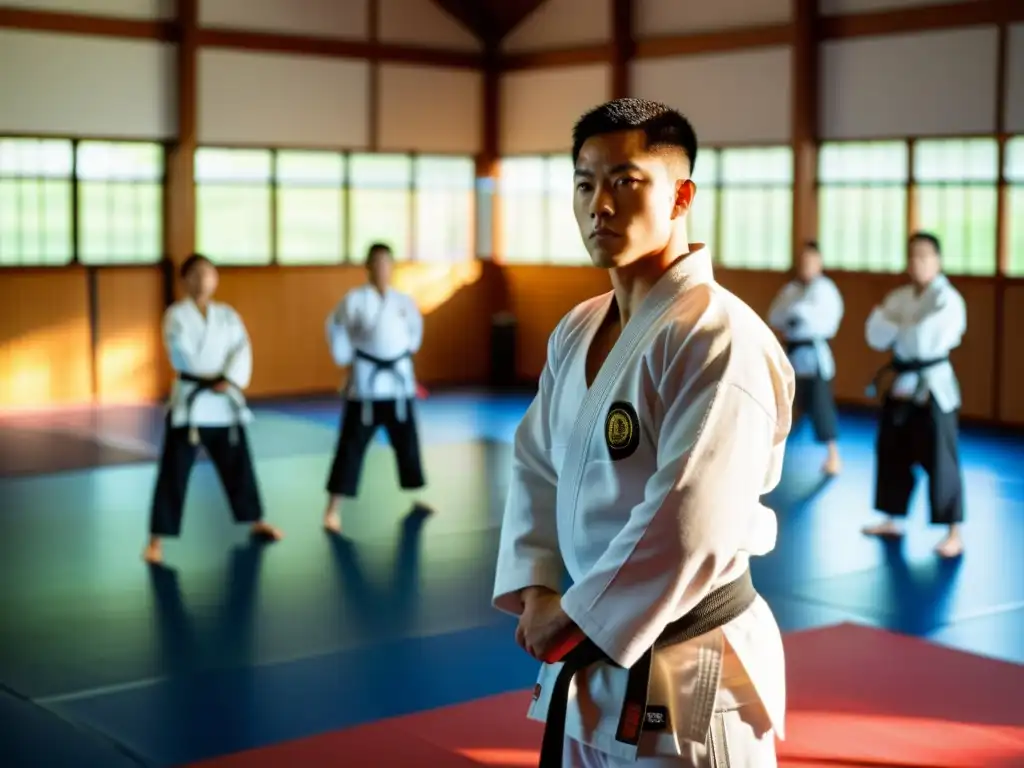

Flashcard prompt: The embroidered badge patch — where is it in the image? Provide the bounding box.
[605,401,640,460]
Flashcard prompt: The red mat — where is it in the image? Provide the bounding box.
[189,623,1024,767]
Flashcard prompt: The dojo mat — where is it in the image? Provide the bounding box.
[184,623,1024,767]
[2,393,1024,767]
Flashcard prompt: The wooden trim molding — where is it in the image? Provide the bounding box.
[0,7,482,69]
[820,0,1023,40]
[195,29,481,68]
[0,7,176,41]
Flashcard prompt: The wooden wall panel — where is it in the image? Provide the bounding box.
[0,29,176,138]
[502,0,611,52]
[1000,282,1024,425]
[504,265,609,379]
[0,269,92,409]
[93,267,167,404]
[1,265,1014,425]
[213,262,495,398]
[630,47,793,144]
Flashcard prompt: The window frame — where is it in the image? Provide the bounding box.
[495,152,591,266]
[815,139,910,274]
[1004,135,1024,278]
[910,136,1000,277]
[0,135,168,269]
[192,146,477,267]
[715,143,794,271]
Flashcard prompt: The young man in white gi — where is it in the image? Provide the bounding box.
[323,243,426,534]
[862,232,967,558]
[492,98,795,767]
[144,254,283,565]
[768,241,845,475]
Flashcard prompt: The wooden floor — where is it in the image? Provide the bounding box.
[1,390,1022,767]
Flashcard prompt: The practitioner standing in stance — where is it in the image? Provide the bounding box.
[492,98,794,767]
[768,241,845,475]
[322,243,426,534]
[862,232,967,558]
[144,254,282,565]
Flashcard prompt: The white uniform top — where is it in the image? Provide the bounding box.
[767,275,844,380]
[492,248,794,761]
[865,273,967,413]
[164,298,252,428]
[326,284,423,408]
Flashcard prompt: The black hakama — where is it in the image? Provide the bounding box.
[873,395,964,525]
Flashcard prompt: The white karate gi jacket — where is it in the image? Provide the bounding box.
[493,248,795,761]
[768,275,844,380]
[865,274,967,413]
[325,285,423,403]
[164,298,253,428]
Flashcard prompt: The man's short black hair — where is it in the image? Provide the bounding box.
[571,98,698,175]
[180,253,212,279]
[909,231,942,256]
[365,242,393,266]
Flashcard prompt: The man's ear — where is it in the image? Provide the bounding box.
[673,178,696,217]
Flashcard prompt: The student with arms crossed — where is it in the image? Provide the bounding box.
[862,232,967,558]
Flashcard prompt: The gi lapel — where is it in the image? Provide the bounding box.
[558,250,713,571]
[190,298,218,364]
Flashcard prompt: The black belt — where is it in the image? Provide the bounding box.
[178,372,242,446]
[354,349,409,371]
[351,349,413,423]
[538,570,757,767]
[785,339,816,354]
[865,355,949,399]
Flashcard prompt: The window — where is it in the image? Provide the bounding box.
[194,148,272,265]
[913,138,998,276]
[498,156,546,263]
[413,155,475,262]
[349,153,412,263]
[718,146,792,270]
[475,172,495,259]
[817,141,907,273]
[77,141,164,265]
[497,155,589,265]
[275,151,345,265]
[0,138,74,266]
[1008,137,1024,277]
[545,155,588,265]
[689,148,718,254]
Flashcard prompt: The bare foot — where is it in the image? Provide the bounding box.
[323,511,342,534]
[250,521,283,541]
[935,534,964,558]
[822,455,842,476]
[142,539,163,564]
[861,519,903,538]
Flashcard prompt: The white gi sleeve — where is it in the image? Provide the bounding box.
[163,307,201,374]
[404,294,424,354]
[559,338,781,668]
[865,289,903,351]
[222,309,253,389]
[492,321,567,617]
[899,285,967,359]
[766,282,799,332]
[325,297,354,366]
[789,278,843,338]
